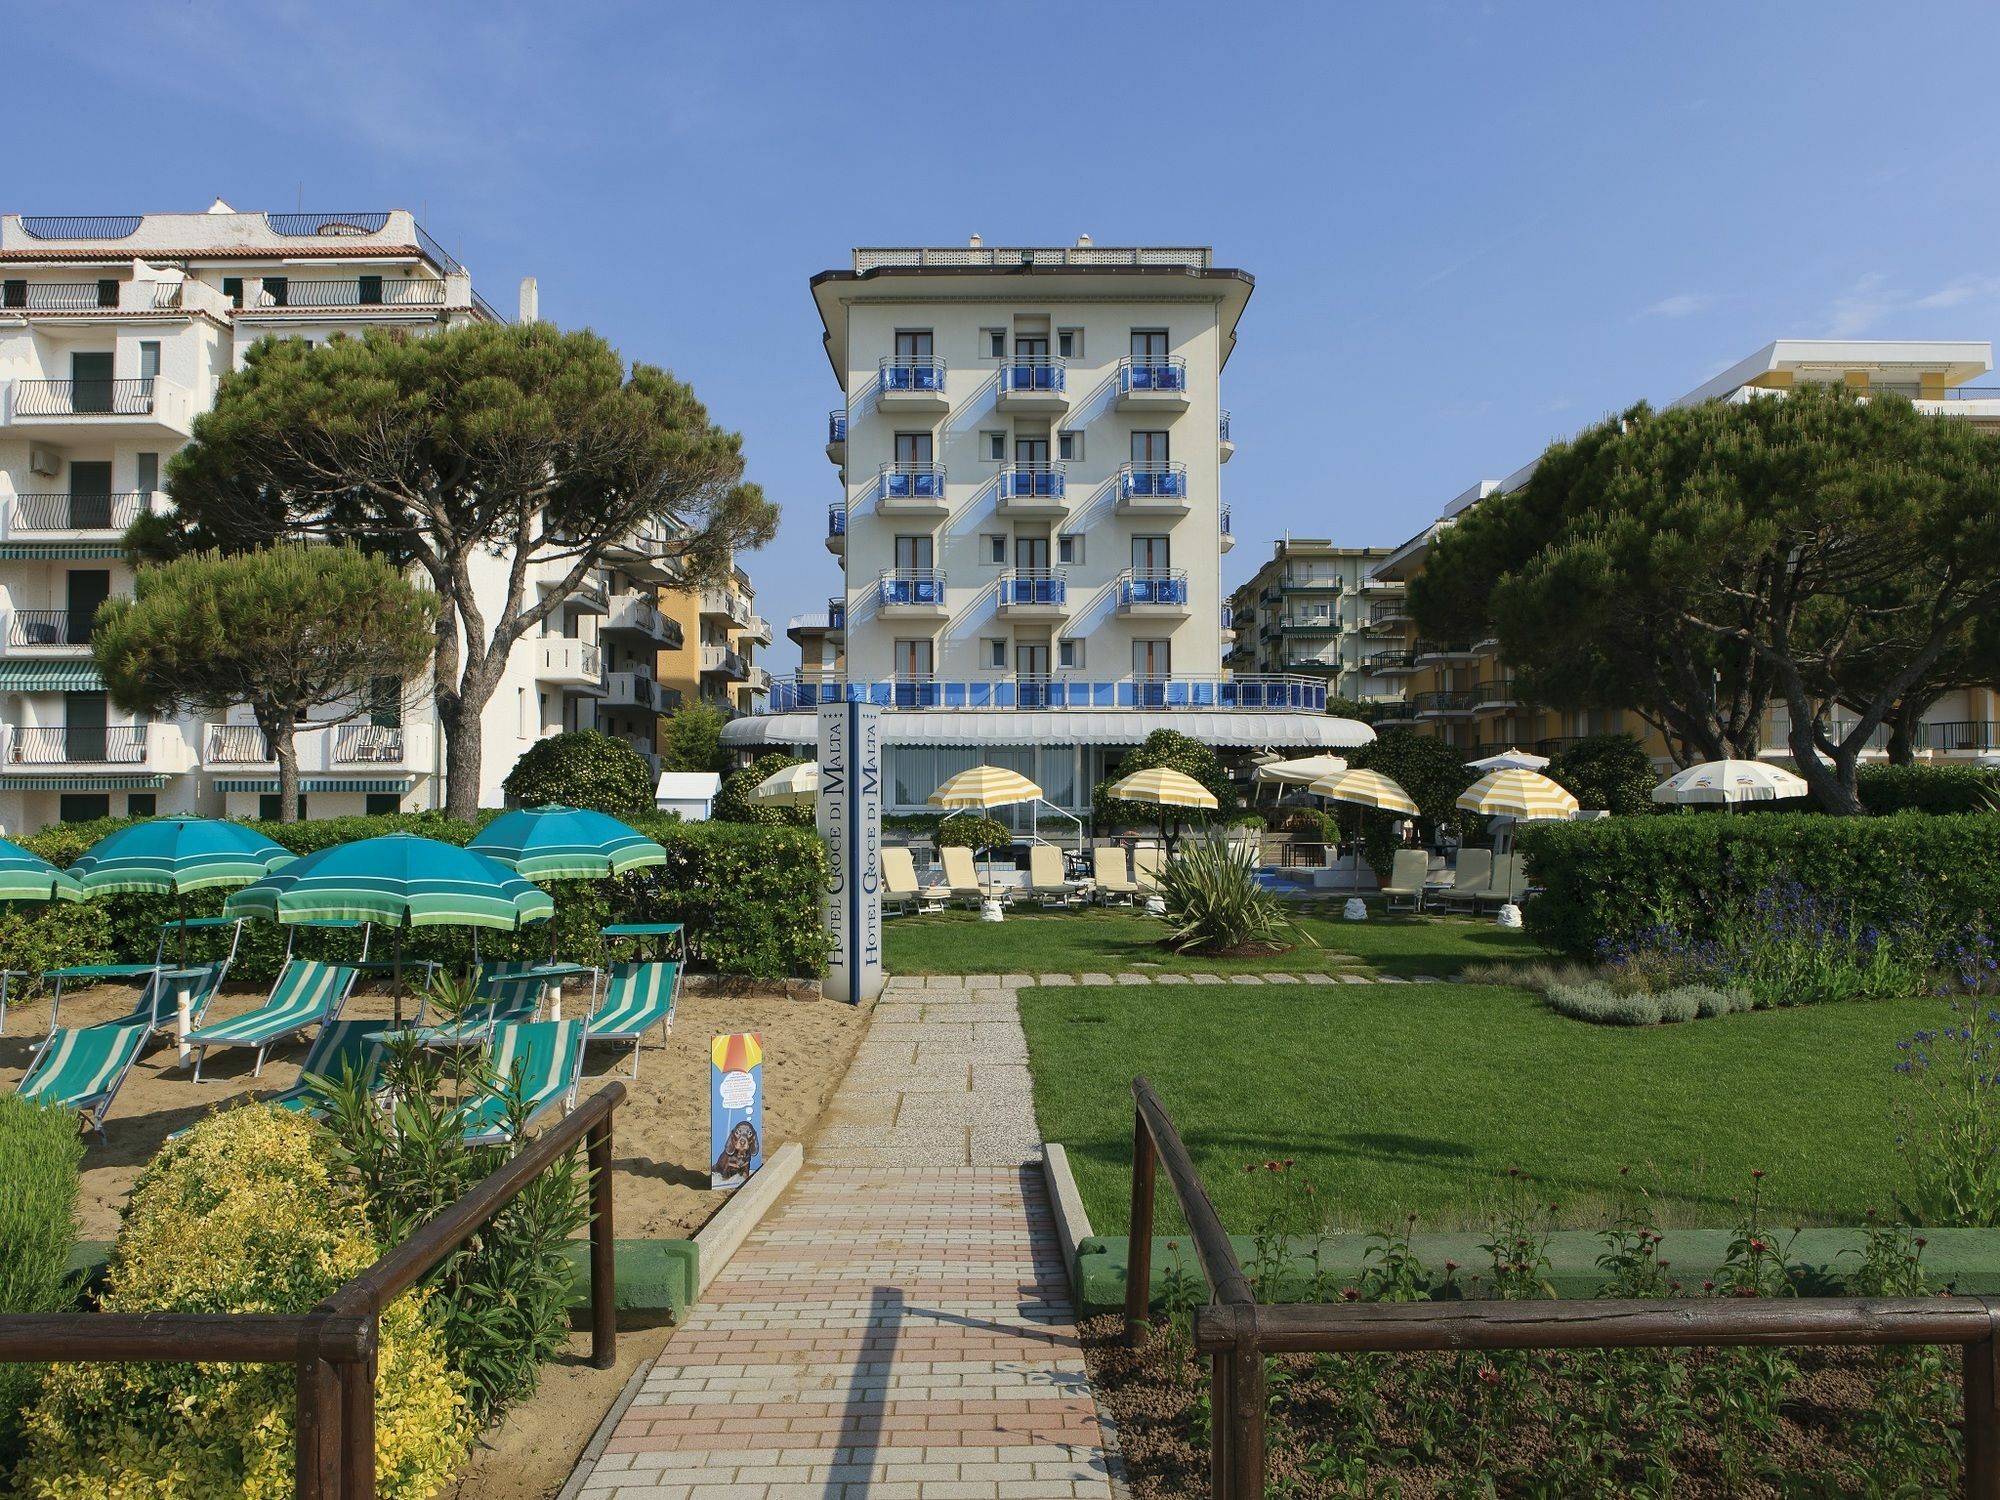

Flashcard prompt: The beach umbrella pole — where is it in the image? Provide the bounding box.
[393,924,405,1026]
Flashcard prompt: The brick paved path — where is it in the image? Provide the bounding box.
[568,978,1116,1500]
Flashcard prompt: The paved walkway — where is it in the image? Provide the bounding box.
[568,977,1116,1500]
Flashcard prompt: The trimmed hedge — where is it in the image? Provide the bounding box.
[0,1096,84,1472]
[1858,762,2000,815]
[0,811,832,990]
[1516,812,2000,960]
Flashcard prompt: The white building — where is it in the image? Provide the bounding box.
[727,241,1369,813]
[0,202,674,831]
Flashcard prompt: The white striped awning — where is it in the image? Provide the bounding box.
[722,710,1374,752]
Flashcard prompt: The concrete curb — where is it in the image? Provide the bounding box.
[552,1354,656,1500]
[1042,1142,1096,1296]
[689,1141,803,1298]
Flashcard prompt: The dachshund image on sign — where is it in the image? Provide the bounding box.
[712,1120,760,1183]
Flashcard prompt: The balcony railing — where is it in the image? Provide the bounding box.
[537,638,603,682]
[11,378,160,417]
[1219,506,1232,537]
[827,505,847,537]
[1,281,119,310]
[1369,603,1412,625]
[998,569,1066,607]
[8,491,155,532]
[1118,462,1188,501]
[998,357,1065,394]
[1413,639,1475,659]
[7,609,95,648]
[878,356,946,393]
[765,673,1330,715]
[1117,569,1191,608]
[827,599,846,632]
[1472,680,1523,706]
[333,723,407,763]
[249,278,446,308]
[1365,651,1418,672]
[4,726,147,765]
[606,671,669,710]
[1219,410,1233,444]
[998,462,1065,501]
[1926,720,2000,752]
[877,463,947,502]
[828,410,847,444]
[204,724,271,764]
[698,647,747,679]
[877,570,947,607]
[1284,570,1343,591]
[1117,356,1188,395]
[698,586,752,626]
[1414,689,1479,715]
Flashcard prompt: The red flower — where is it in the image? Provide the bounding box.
[1751,1169,1765,1181]
[1340,1287,1361,1303]
[1477,1365,1500,1385]
[1443,1260,1460,1273]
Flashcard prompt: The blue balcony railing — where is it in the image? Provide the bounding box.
[1219,505,1233,537]
[998,570,1066,607]
[877,463,947,502]
[827,505,847,536]
[1118,570,1191,607]
[1118,356,1188,395]
[878,570,947,607]
[828,599,846,631]
[998,357,1065,395]
[998,463,1065,502]
[879,356,946,393]
[765,673,1330,715]
[1118,462,1188,500]
[1219,409,1233,443]
[828,409,847,444]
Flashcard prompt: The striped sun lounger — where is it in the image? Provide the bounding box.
[185,959,358,1081]
[584,962,679,1077]
[455,1019,585,1144]
[271,1020,401,1118]
[414,976,544,1046]
[17,1021,150,1138]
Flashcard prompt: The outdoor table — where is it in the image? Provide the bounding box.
[600,921,685,963]
[501,960,603,1020]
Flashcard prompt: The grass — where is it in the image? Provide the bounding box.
[1019,981,1938,1234]
[884,906,1539,978]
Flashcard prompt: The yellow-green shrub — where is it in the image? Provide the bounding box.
[15,1107,468,1499]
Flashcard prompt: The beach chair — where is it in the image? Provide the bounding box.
[1480,853,1528,911]
[1092,847,1137,906]
[881,846,947,915]
[1442,853,1501,914]
[472,959,543,998]
[1379,849,1432,913]
[414,975,544,1046]
[16,1021,149,1138]
[1028,845,1082,908]
[268,1020,401,1117]
[1132,845,1166,895]
[584,962,679,1076]
[940,845,1009,907]
[454,1019,586,1144]
[185,959,358,1081]
[1445,849,1491,902]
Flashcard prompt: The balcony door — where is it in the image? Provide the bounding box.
[1015,536,1050,572]
[1015,436,1048,467]
[1130,431,1170,467]
[1016,641,1050,678]
[1131,535,1171,575]
[893,535,932,575]
[69,461,112,531]
[893,432,932,467]
[1131,330,1169,362]
[64,690,107,762]
[894,330,933,361]
[66,569,110,646]
[1133,639,1171,681]
[71,351,113,414]
[893,638,934,680]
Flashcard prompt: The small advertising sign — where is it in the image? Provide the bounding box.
[710,1031,764,1188]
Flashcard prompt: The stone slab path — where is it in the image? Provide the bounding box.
[567,977,1117,1500]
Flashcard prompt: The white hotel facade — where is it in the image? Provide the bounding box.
[730,242,1368,813]
[0,203,677,833]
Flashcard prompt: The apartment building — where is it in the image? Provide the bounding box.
[1226,540,1403,707]
[1369,339,2000,763]
[0,202,674,831]
[724,241,1368,811]
[658,560,773,717]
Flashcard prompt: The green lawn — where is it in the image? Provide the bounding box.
[1020,982,1937,1235]
[884,907,1539,977]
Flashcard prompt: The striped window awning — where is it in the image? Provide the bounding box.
[0,544,126,561]
[0,661,105,692]
[0,773,171,791]
[212,777,416,795]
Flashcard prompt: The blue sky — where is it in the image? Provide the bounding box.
[15,3,2000,671]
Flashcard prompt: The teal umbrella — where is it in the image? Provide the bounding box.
[70,816,293,966]
[0,838,83,903]
[468,805,667,881]
[224,834,554,1021]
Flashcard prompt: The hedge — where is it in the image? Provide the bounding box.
[0,811,832,992]
[1516,812,2000,959]
[1857,762,2000,815]
[0,1095,84,1470]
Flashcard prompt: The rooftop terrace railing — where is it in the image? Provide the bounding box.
[1124,1075,2000,1500]
[765,673,1328,714]
[854,246,1211,271]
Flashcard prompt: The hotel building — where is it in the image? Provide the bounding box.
[1225,541,1404,709]
[725,241,1369,812]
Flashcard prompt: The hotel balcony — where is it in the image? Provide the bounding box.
[605,671,672,712]
[875,463,950,517]
[699,586,753,626]
[535,637,605,694]
[1365,650,1419,676]
[826,504,847,554]
[1471,680,1524,715]
[1115,462,1191,518]
[563,579,608,614]
[3,609,102,654]
[876,570,948,618]
[1115,356,1190,413]
[742,614,773,647]
[765,672,1330,715]
[235,276,449,311]
[826,409,846,464]
[746,664,773,697]
[1,725,166,768]
[1,377,196,441]
[996,462,1067,519]
[995,357,1067,413]
[1363,603,1413,634]
[1414,689,1480,719]
[996,569,1068,621]
[699,646,749,681]
[4,490,156,539]
[604,592,684,650]
[1413,639,1481,665]
[827,598,846,641]
[1284,648,1343,675]
[200,721,434,771]
[1219,504,1234,554]
[877,356,949,413]
[1219,409,1234,462]
[1116,569,1192,617]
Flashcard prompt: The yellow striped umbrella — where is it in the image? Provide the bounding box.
[929,765,1043,810]
[752,761,820,808]
[1104,767,1219,810]
[1307,768,1420,816]
[1456,768,1579,820]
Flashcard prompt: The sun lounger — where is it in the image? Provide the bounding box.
[1132,845,1166,895]
[455,1019,586,1144]
[16,1021,150,1138]
[584,962,678,1076]
[267,1019,401,1118]
[1028,844,1082,908]
[1442,849,1491,900]
[414,975,544,1046]
[1480,853,1528,910]
[940,845,1010,907]
[1379,848,1432,913]
[881,846,947,915]
[1092,847,1138,906]
[185,959,358,1081]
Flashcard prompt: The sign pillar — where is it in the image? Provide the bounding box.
[818,701,884,1004]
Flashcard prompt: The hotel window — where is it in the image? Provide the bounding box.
[1057,430,1083,461]
[893,639,934,680]
[894,329,934,360]
[981,328,1005,358]
[984,534,1005,565]
[138,341,161,382]
[986,638,1006,668]
[1133,639,1171,680]
[262,276,289,308]
[1058,638,1084,670]
[893,432,933,466]
[135,453,159,495]
[221,276,244,308]
[893,535,933,573]
[1131,430,1170,466]
[1131,328,1169,361]
[982,431,1005,461]
[1131,535,1172,573]
[1057,328,1082,358]
[1057,534,1083,565]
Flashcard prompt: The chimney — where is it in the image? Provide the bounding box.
[967,233,983,248]
[518,276,539,323]
[1076,233,1092,247]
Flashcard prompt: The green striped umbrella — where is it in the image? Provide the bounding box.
[468,805,667,881]
[0,838,82,903]
[70,816,294,966]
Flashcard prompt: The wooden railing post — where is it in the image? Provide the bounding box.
[1209,1338,1234,1500]
[589,1113,617,1370]
[1125,1102,1157,1346]
[1968,1304,2000,1500]
[295,1346,339,1500]
[339,1340,376,1500]
[1227,1338,1266,1500]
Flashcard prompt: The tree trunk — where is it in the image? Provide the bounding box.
[1884,709,1919,766]
[439,656,506,822]
[1785,711,1863,815]
[258,708,301,823]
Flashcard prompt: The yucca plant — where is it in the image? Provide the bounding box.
[1155,837,1316,954]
